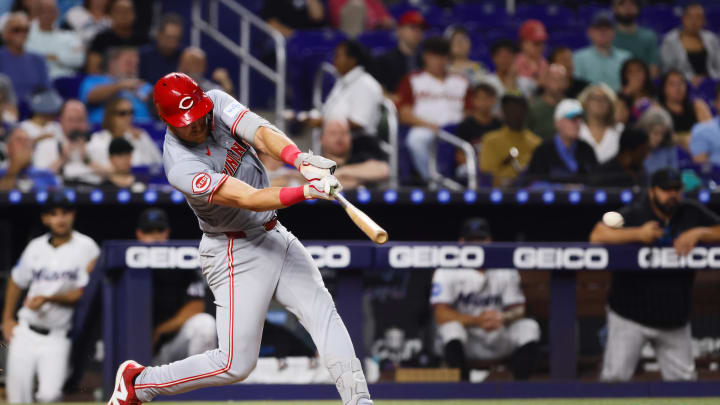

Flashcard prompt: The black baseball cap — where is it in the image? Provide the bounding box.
[460,218,491,240]
[650,168,683,190]
[109,137,134,156]
[41,192,75,213]
[137,208,169,232]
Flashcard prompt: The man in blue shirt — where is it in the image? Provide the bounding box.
[690,86,720,166]
[79,47,152,124]
[0,12,50,106]
[573,11,631,91]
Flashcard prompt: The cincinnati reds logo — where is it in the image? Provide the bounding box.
[191,173,211,194]
[179,96,194,110]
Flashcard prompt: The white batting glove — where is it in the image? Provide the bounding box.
[304,175,343,200]
[295,150,337,181]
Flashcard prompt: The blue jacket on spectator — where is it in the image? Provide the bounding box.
[0,47,50,105]
[79,75,152,124]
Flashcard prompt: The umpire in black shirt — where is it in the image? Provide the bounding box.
[590,168,720,381]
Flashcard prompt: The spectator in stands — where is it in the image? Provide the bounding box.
[373,10,425,93]
[431,217,540,381]
[0,127,34,191]
[329,0,393,38]
[446,26,487,86]
[58,100,103,185]
[485,39,536,102]
[591,127,650,187]
[660,3,720,87]
[690,85,720,166]
[0,12,51,106]
[25,0,85,80]
[258,151,304,187]
[86,0,148,74]
[637,106,678,174]
[0,0,33,32]
[527,64,569,141]
[99,137,137,188]
[549,46,589,99]
[573,11,631,92]
[514,19,549,84]
[612,0,660,78]
[322,40,384,136]
[2,195,99,403]
[578,84,622,164]
[619,58,655,123]
[62,0,111,47]
[456,83,501,166]
[19,88,66,174]
[139,13,184,85]
[0,73,19,124]
[658,69,711,148]
[398,36,470,182]
[590,168,720,381]
[80,46,153,124]
[262,0,325,38]
[524,99,598,185]
[86,97,162,172]
[320,118,389,189]
[480,93,540,187]
[177,47,234,95]
[134,208,218,365]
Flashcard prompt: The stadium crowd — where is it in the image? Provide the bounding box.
[1,0,720,192]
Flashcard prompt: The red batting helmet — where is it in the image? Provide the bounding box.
[153,72,213,127]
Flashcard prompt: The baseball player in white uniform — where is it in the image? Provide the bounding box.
[430,218,540,380]
[2,198,100,403]
[108,73,372,405]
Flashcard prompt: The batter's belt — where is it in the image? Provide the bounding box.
[223,215,278,239]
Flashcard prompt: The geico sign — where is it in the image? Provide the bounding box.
[389,246,484,268]
[638,247,720,269]
[306,246,351,268]
[513,247,608,269]
[125,246,200,269]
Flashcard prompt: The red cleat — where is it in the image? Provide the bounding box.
[108,360,145,405]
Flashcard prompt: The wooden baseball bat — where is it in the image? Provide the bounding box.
[334,193,388,244]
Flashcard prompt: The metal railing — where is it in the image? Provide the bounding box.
[311,62,399,188]
[191,0,287,130]
[429,129,478,191]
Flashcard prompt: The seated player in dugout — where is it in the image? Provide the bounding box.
[135,208,218,365]
[2,195,100,403]
[430,218,540,380]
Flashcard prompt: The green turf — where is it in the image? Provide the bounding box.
[65,400,720,405]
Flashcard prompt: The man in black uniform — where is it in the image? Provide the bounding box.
[590,168,720,381]
[135,208,217,365]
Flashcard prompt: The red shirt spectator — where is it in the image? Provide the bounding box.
[513,19,549,83]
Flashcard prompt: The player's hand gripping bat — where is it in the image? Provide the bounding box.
[333,193,388,244]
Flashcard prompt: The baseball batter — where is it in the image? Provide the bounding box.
[108,73,372,405]
[430,218,540,380]
[2,200,100,403]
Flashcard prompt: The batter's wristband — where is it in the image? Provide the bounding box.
[279,186,306,206]
[280,145,302,168]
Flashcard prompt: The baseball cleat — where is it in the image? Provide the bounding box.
[108,360,145,405]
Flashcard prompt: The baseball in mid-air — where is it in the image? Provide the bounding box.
[602,211,624,228]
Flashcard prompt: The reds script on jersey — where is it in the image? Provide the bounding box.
[163,89,275,232]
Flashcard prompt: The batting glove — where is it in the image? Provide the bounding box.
[295,150,337,181]
[304,175,343,200]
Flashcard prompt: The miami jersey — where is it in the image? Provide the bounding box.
[12,231,99,330]
[430,269,525,316]
[163,90,279,233]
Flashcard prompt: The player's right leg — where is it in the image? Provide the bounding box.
[436,321,470,380]
[128,233,284,402]
[35,332,72,402]
[154,313,217,365]
[654,323,696,381]
[6,324,37,403]
[600,309,647,381]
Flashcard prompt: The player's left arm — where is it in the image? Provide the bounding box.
[26,258,97,309]
[674,224,720,255]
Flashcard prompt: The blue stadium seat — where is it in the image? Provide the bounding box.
[357,30,396,56]
[513,5,574,28]
[548,30,590,51]
[638,5,680,35]
[53,74,85,100]
[451,3,507,28]
[691,78,718,106]
[135,121,168,147]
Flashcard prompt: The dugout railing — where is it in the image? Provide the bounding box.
[87,240,720,400]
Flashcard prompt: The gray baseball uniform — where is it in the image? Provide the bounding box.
[133,90,370,405]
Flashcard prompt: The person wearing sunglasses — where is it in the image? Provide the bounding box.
[86,97,162,175]
[0,12,51,105]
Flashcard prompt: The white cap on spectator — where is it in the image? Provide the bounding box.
[554,99,584,121]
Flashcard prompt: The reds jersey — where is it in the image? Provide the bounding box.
[11,231,99,330]
[430,269,525,317]
[396,71,471,127]
[164,90,277,233]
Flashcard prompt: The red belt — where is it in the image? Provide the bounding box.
[224,216,277,239]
